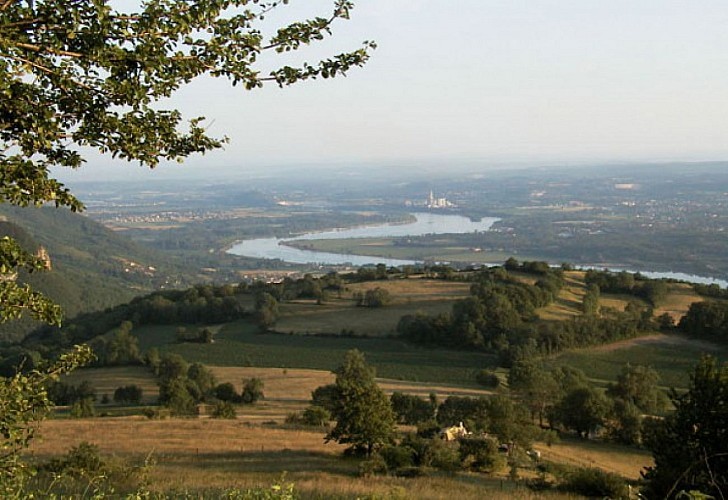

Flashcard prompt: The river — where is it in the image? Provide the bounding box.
[227,212,728,287]
[227,212,499,267]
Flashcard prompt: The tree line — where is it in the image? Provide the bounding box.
[396,261,661,362]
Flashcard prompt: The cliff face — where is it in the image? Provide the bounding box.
[35,246,51,271]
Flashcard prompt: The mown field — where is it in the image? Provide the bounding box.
[286,237,537,265]
[546,334,727,389]
[28,416,576,499]
[133,319,497,386]
[536,271,702,321]
[63,365,498,424]
[37,364,652,498]
[275,278,471,337]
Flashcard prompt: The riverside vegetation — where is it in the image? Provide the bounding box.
[2,261,727,497]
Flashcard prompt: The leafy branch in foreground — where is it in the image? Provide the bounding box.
[0,344,94,495]
[1,0,374,324]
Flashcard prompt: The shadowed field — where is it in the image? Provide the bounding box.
[131,320,497,386]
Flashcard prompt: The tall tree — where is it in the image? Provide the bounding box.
[554,386,611,438]
[582,284,600,315]
[642,356,728,499]
[606,363,668,415]
[325,350,396,456]
[508,360,560,427]
[0,0,373,323]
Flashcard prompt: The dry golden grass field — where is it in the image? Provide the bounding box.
[37,365,653,498]
[63,366,495,424]
[41,271,702,497]
[64,366,160,404]
[28,417,636,499]
[653,282,703,320]
[536,271,585,321]
[536,271,701,322]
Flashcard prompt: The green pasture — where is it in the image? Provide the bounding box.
[133,320,497,386]
[546,336,727,390]
[287,237,531,264]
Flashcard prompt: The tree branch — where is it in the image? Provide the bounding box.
[8,40,84,58]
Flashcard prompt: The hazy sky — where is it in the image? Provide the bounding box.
[63,0,728,180]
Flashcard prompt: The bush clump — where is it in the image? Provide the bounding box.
[475,369,500,388]
[559,467,629,498]
[211,401,237,419]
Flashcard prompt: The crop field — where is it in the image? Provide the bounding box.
[546,334,726,389]
[287,238,530,265]
[64,366,160,404]
[276,279,470,336]
[131,320,497,386]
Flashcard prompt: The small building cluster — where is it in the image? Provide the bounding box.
[426,190,455,209]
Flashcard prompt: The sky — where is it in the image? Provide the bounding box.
[61,0,728,181]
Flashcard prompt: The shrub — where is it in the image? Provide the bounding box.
[380,444,415,470]
[475,369,500,388]
[43,442,105,477]
[358,453,388,477]
[301,405,330,427]
[423,438,461,472]
[214,382,239,402]
[458,437,505,473]
[70,397,96,418]
[398,433,462,472]
[559,467,629,498]
[211,401,237,419]
[355,287,392,308]
[142,407,170,420]
[390,392,435,424]
[113,384,143,405]
[416,420,441,439]
[241,378,264,404]
[310,384,340,413]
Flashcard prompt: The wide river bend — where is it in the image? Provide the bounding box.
[227,212,728,287]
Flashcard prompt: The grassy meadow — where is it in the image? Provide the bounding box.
[35,271,723,497]
[276,278,471,337]
[132,319,497,385]
[126,272,712,390]
[28,416,645,498]
[286,237,535,265]
[546,334,727,389]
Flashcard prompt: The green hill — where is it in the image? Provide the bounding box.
[0,205,197,342]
